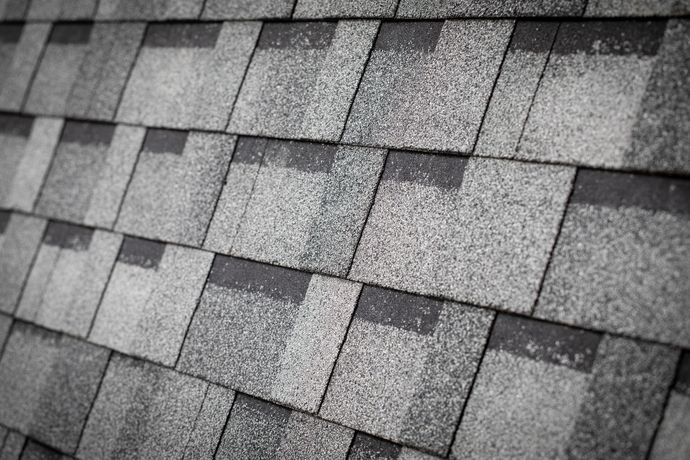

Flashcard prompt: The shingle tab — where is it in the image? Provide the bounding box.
[0,0,29,20]
[202,0,294,19]
[89,238,212,366]
[16,223,121,337]
[77,354,233,460]
[21,441,68,460]
[205,139,385,276]
[351,153,574,313]
[294,0,398,18]
[116,131,235,246]
[343,20,512,152]
[650,352,690,460]
[348,433,441,460]
[117,22,260,130]
[585,0,690,16]
[536,170,690,347]
[453,317,678,460]
[27,0,97,20]
[178,255,361,412]
[0,431,25,460]
[321,287,493,454]
[0,24,50,111]
[96,0,205,20]
[396,0,586,17]
[0,323,109,454]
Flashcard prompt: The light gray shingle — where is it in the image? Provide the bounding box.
[202,0,294,19]
[96,0,204,20]
[27,0,97,20]
[0,24,50,111]
[294,0,397,18]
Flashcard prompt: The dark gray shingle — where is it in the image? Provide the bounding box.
[96,0,205,20]
[650,352,690,460]
[294,0,398,18]
[348,432,440,460]
[202,0,294,19]
[397,0,586,17]
[0,24,50,111]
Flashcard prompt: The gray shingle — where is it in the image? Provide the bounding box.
[205,139,386,276]
[96,0,204,20]
[321,287,493,454]
[20,441,67,460]
[0,323,109,454]
[350,153,574,313]
[35,123,144,228]
[294,0,397,18]
[116,131,235,246]
[27,0,97,19]
[520,20,690,174]
[0,431,25,460]
[585,0,690,16]
[452,315,678,460]
[0,24,50,111]
[536,171,690,347]
[0,116,62,212]
[178,255,361,412]
[0,313,10,353]
[343,20,512,152]
[396,0,586,17]
[228,21,378,142]
[0,213,46,314]
[117,22,260,130]
[216,394,353,459]
[77,355,233,460]
[16,223,121,337]
[348,433,441,460]
[650,352,690,460]
[0,0,29,20]
[202,0,294,19]
[89,237,212,366]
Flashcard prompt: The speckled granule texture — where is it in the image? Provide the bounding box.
[343,20,512,152]
[348,433,443,460]
[321,288,494,455]
[0,431,25,460]
[651,354,690,460]
[536,171,690,347]
[585,0,690,16]
[27,0,97,20]
[0,323,109,454]
[90,241,212,366]
[117,22,260,131]
[0,0,29,20]
[96,0,205,20]
[178,257,361,412]
[202,0,294,19]
[397,0,586,17]
[351,154,574,313]
[294,0,397,18]
[0,24,50,111]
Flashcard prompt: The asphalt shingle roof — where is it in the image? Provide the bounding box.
[0,24,49,111]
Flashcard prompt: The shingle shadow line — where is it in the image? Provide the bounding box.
[19,22,51,111]
[73,349,113,456]
[24,116,66,214]
[10,214,52,316]
[181,382,211,456]
[198,0,210,20]
[392,0,403,18]
[110,126,146,227]
[108,20,146,124]
[85,236,124,338]
[644,351,683,460]
[581,0,591,17]
[211,391,237,460]
[289,0,299,19]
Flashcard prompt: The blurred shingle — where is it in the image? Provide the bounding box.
[397,0,586,17]
[294,0,397,19]
[0,24,50,111]
[585,0,690,16]
[16,223,121,337]
[27,0,97,20]
[0,323,109,454]
[536,170,690,347]
[96,0,204,20]
[116,131,235,246]
[452,315,678,460]
[117,22,260,130]
[348,433,441,460]
[321,287,493,454]
[0,213,46,314]
[0,0,29,20]
[0,431,25,460]
[20,441,68,460]
[0,313,10,352]
[228,21,378,142]
[217,394,353,459]
[205,138,386,276]
[77,354,234,460]
[202,0,294,19]
[343,20,512,152]
[650,352,690,460]
[178,255,361,412]
[25,23,145,120]
[350,153,574,313]
[89,237,212,366]
[36,122,144,228]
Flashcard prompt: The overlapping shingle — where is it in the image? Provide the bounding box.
[117,22,260,130]
[294,0,397,18]
[35,122,144,228]
[396,0,586,17]
[21,440,69,460]
[0,431,25,460]
[350,153,574,312]
[96,0,204,20]
[178,255,361,412]
[0,0,29,20]
[343,20,512,152]
[26,0,97,20]
[89,237,212,366]
[650,352,690,460]
[585,0,690,16]
[321,286,493,454]
[0,322,109,454]
[202,0,294,19]
[228,21,378,142]
[453,315,678,460]
[16,222,121,337]
[536,170,690,347]
[0,24,50,111]
[205,138,385,275]
[116,130,234,246]
[348,433,440,460]
[520,20,690,174]
[77,354,234,460]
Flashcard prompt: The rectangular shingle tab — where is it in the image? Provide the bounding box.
[27,0,97,20]
[397,0,586,17]
[294,0,398,18]
[343,20,512,152]
[321,288,494,454]
[0,24,50,111]
[585,0,690,16]
[96,0,205,20]
[202,0,294,19]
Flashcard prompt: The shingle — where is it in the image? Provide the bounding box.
[1,431,25,460]
[27,0,97,19]
[96,0,204,20]
[228,21,378,142]
[343,20,512,152]
[350,153,574,313]
[0,323,109,454]
[35,123,144,228]
[0,0,29,20]
[0,24,50,111]
[117,22,260,130]
[25,23,145,120]
[216,394,353,459]
[452,316,678,460]
[536,170,690,347]
[178,255,361,412]
[585,0,690,16]
[116,131,235,246]
[348,433,441,460]
[77,354,233,460]
[0,313,10,352]
[89,237,212,366]
[293,0,397,18]
[16,223,121,337]
[202,0,294,19]
[205,139,386,276]
[650,352,690,460]
[20,441,68,460]
[520,20,690,174]
[321,288,492,454]
[0,116,62,212]
[396,0,586,17]
[0,214,46,314]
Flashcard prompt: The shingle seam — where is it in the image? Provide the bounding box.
[392,0,403,18]
[107,21,146,123]
[211,391,237,460]
[344,429,357,458]
[289,0,299,19]
[198,0,210,20]
[582,0,591,17]
[18,434,28,458]
[8,216,51,316]
[181,382,211,459]
[110,129,145,226]
[19,22,50,112]
[644,351,683,460]
[73,349,113,457]
[31,119,66,219]
[85,236,124,338]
